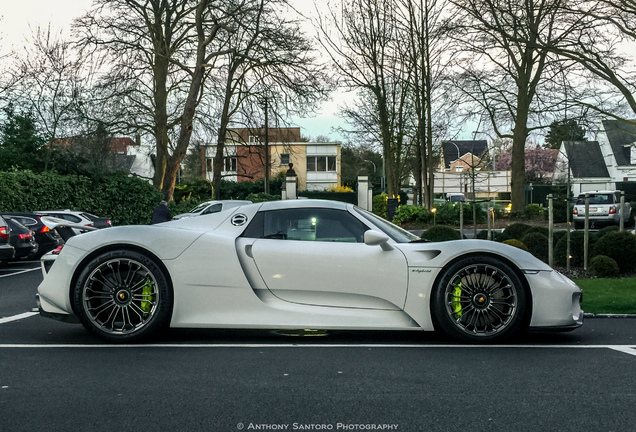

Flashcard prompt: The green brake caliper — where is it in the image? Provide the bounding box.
[451,281,463,318]
[140,279,154,316]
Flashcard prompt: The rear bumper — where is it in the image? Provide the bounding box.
[36,294,79,324]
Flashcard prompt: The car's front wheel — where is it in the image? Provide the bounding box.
[73,250,173,343]
[431,256,529,343]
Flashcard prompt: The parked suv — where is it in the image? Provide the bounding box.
[572,190,634,229]
[0,216,16,266]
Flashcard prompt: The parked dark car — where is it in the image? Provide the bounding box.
[4,217,39,260]
[0,216,16,266]
[0,212,64,257]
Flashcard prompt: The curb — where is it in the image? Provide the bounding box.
[584,313,636,319]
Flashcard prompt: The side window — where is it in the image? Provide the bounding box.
[14,217,37,227]
[201,203,223,215]
[245,208,368,242]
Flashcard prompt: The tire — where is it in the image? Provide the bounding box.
[73,250,173,343]
[431,255,529,343]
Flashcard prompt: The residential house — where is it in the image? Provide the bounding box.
[440,140,488,171]
[554,119,636,195]
[202,127,341,191]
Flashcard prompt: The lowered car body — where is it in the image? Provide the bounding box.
[37,200,583,343]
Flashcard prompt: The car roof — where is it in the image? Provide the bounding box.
[576,190,617,195]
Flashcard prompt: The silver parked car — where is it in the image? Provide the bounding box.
[572,190,634,229]
[172,200,252,220]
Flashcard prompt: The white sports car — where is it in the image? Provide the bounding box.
[37,200,583,343]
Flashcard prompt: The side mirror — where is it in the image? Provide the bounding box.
[364,230,394,251]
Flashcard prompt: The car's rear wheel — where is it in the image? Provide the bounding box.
[431,256,529,343]
[73,250,173,343]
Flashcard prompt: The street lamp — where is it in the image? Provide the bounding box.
[431,207,437,226]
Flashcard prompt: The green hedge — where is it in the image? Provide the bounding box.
[0,170,162,225]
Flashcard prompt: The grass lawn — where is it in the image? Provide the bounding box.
[574,277,636,314]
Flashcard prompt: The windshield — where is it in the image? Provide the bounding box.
[575,194,614,205]
[353,207,420,243]
[189,203,212,213]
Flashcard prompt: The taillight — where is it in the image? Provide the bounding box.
[18,232,33,240]
[39,225,50,233]
[609,206,616,214]
[573,207,578,215]
[0,227,8,240]
[52,245,64,255]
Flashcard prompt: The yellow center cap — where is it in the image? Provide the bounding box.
[119,293,126,300]
[478,296,485,303]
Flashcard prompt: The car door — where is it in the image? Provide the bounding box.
[243,207,409,310]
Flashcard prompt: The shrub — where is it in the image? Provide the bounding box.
[503,239,528,251]
[554,230,598,267]
[592,231,636,273]
[372,193,388,219]
[589,255,620,278]
[525,226,549,237]
[596,225,619,239]
[553,230,567,245]
[521,232,548,263]
[0,170,163,225]
[392,205,431,226]
[502,222,532,240]
[173,178,213,202]
[246,192,279,203]
[434,203,460,225]
[524,203,545,218]
[327,185,354,192]
[422,225,461,242]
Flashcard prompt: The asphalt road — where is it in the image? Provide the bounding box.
[1,260,635,432]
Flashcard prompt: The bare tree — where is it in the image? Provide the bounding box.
[209,0,331,199]
[397,0,457,208]
[316,0,414,197]
[75,0,244,200]
[449,0,586,211]
[549,1,636,117]
[12,26,89,148]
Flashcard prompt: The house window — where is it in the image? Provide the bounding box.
[248,135,258,143]
[280,153,290,166]
[307,156,337,172]
[206,158,213,173]
[224,156,237,172]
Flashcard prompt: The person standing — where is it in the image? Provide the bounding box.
[151,200,171,224]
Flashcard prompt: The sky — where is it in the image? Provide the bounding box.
[0,0,347,142]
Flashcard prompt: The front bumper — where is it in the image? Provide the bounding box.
[526,270,584,329]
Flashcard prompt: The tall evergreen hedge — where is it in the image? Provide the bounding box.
[0,170,162,225]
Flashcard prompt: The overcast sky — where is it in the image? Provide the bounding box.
[0,0,347,142]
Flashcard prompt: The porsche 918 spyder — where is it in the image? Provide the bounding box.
[37,200,583,343]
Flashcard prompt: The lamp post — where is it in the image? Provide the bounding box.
[263,97,270,194]
[432,207,437,226]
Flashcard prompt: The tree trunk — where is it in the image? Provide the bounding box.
[510,101,530,212]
